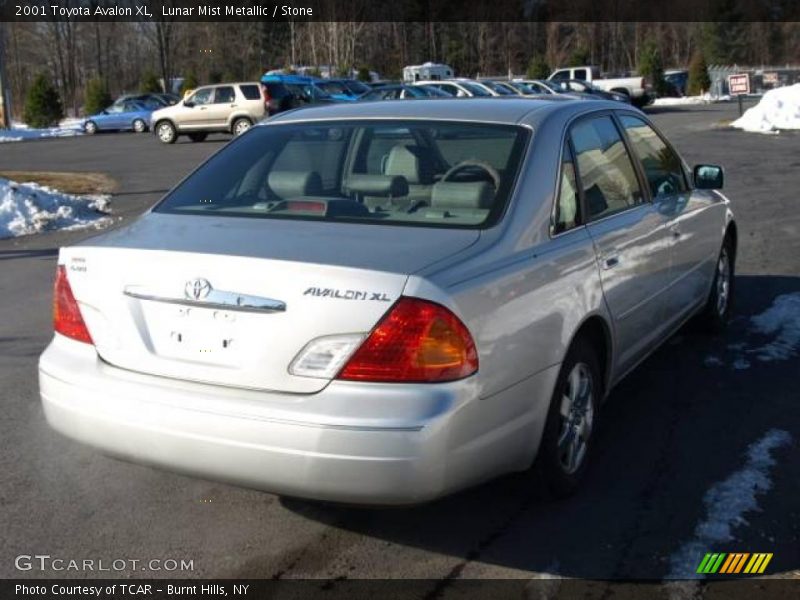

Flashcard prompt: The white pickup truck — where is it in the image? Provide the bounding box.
[548,66,653,106]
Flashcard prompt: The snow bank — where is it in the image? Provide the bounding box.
[652,93,731,107]
[0,178,111,239]
[0,118,83,143]
[731,83,800,133]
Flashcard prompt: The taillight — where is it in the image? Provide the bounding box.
[337,297,478,383]
[53,265,93,344]
[261,84,271,109]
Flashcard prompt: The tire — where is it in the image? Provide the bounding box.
[232,117,252,136]
[156,120,177,144]
[188,132,208,143]
[84,121,97,135]
[132,118,147,133]
[698,236,735,333]
[535,338,601,498]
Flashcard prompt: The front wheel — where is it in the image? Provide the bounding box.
[535,338,601,498]
[132,118,147,133]
[698,237,735,332]
[84,121,97,135]
[232,117,252,136]
[156,121,177,144]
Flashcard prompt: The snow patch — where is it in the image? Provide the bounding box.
[731,83,800,133]
[0,178,111,239]
[666,429,791,582]
[749,293,800,362]
[0,118,83,143]
[652,94,731,106]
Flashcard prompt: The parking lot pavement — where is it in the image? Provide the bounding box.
[0,101,798,590]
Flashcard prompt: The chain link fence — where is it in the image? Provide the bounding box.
[708,65,800,96]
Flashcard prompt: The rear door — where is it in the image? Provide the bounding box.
[570,113,673,373]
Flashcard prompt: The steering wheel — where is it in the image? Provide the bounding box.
[441,160,501,191]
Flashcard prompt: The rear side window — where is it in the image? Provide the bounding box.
[574,69,588,81]
[154,120,529,229]
[213,86,235,104]
[554,144,580,234]
[265,83,289,99]
[619,115,687,198]
[239,84,261,100]
[570,115,644,221]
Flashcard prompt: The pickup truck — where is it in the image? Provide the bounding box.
[548,66,653,106]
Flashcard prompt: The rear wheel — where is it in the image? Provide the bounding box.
[188,132,208,143]
[232,117,252,136]
[84,121,97,135]
[156,121,177,144]
[132,118,147,133]
[698,236,735,332]
[535,338,601,498]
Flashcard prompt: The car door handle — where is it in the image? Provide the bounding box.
[603,256,620,269]
[230,104,238,107]
[199,106,208,111]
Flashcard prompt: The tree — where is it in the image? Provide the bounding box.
[687,51,711,96]
[637,41,668,96]
[180,71,198,96]
[357,66,371,82]
[526,54,550,79]
[23,72,63,128]
[139,70,162,93]
[83,78,112,116]
[567,47,591,67]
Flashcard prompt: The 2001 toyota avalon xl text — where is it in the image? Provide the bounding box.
[39,98,736,504]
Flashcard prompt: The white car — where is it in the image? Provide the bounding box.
[40,98,735,505]
[413,79,494,97]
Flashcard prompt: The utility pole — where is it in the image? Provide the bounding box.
[0,22,11,129]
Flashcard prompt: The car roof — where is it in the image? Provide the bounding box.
[266,97,627,128]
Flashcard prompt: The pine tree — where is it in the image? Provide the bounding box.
[84,79,112,116]
[139,71,162,93]
[525,55,550,80]
[23,72,64,128]
[687,51,711,96]
[638,41,668,96]
[357,66,371,82]
[567,47,591,67]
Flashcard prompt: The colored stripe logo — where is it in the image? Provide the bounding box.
[697,552,773,574]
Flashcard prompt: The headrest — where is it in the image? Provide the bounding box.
[268,171,322,199]
[431,181,495,209]
[384,145,433,184]
[343,174,409,198]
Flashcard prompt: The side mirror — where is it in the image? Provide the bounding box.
[693,164,724,190]
[183,100,195,108]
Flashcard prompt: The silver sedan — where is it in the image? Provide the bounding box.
[39,98,736,504]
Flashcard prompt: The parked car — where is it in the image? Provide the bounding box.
[509,79,561,95]
[150,82,267,144]
[315,78,371,100]
[261,75,341,116]
[41,98,735,505]
[477,79,521,95]
[664,69,689,97]
[83,100,154,134]
[413,79,493,97]
[549,66,652,106]
[358,84,452,101]
[550,79,632,103]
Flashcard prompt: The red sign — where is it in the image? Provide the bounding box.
[728,74,750,95]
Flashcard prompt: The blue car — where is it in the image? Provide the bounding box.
[315,78,371,101]
[83,99,154,134]
[260,74,345,110]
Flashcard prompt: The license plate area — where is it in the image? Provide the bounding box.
[142,303,242,366]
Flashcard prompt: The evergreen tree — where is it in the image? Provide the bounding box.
[637,41,668,96]
[687,51,711,96]
[180,72,199,96]
[525,54,550,80]
[139,71,162,93]
[567,47,591,67]
[84,78,112,116]
[357,66,371,82]
[23,72,64,128]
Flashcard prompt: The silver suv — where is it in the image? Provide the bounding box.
[151,82,266,144]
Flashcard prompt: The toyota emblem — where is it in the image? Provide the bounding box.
[185,278,212,300]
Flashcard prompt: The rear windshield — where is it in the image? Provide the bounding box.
[155,120,529,229]
[239,84,261,100]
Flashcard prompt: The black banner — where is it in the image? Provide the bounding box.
[4,579,800,600]
[1,0,799,22]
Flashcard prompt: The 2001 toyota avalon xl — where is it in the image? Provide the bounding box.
[39,98,736,504]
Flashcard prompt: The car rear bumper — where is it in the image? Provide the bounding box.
[39,335,557,504]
